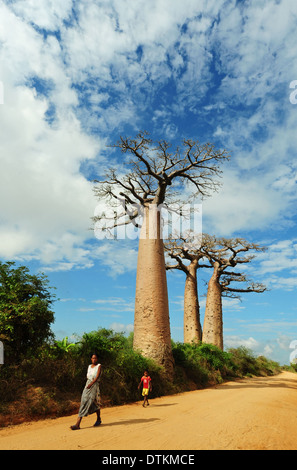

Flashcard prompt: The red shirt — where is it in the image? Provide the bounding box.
[141,376,151,389]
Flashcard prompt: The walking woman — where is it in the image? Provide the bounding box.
[70,353,102,430]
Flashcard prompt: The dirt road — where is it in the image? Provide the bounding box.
[0,371,297,450]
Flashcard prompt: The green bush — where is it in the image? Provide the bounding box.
[172,341,236,387]
[75,328,128,364]
[0,329,283,426]
[227,346,259,376]
[283,363,297,373]
[227,346,281,377]
[255,355,282,375]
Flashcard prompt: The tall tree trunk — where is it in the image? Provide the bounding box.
[202,263,223,350]
[184,261,202,344]
[133,205,174,376]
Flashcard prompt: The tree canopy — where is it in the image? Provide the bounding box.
[0,261,56,361]
[93,131,229,234]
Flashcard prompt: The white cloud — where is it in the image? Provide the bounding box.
[202,166,291,236]
[257,239,297,274]
[264,276,297,292]
[277,334,293,351]
[225,333,296,364]
[249,239,297,291]
[224,335,260,350]
[92,297,134,312]
[199,1,297,239]
[109,322,134,335]
[213,0,297,102]
[0,84,99,264]
[199,296,245,312]
[222,298,245,311]
[1,0,297,279]
[8,0,73,31]
[263,344,273,356]
[93,242,138,277]
[240,320,297,334]
[0,2,101,268]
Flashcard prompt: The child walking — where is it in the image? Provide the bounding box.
[138,370,152,407]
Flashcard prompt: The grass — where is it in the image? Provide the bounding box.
[0,329,285,427]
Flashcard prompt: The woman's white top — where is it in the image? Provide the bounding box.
[87,363,101,381]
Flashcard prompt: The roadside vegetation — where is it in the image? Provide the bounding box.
[0,260,288,428]
[0,328,283,428]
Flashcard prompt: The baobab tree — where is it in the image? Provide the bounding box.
[165,232,213,344]
[201,237,267,350]
[93,131,229,375]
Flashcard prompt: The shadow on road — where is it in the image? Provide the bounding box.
[87,418,160,428]
[151,403,177,407]
[215,376,297,391]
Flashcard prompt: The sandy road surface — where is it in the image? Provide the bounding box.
[0,371,297,450]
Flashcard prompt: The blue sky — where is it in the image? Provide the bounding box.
[1,0,297,364]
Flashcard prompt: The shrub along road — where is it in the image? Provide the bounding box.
[0,371,297,450]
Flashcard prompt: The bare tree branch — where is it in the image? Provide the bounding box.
[164,232,213,273]
[93,132,230,233]
[220,271,267,299]
[201,236,267,269]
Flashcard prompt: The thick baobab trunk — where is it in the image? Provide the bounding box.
[133,205,174,376]
[184,261,202,344]
[202,263,223,350]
